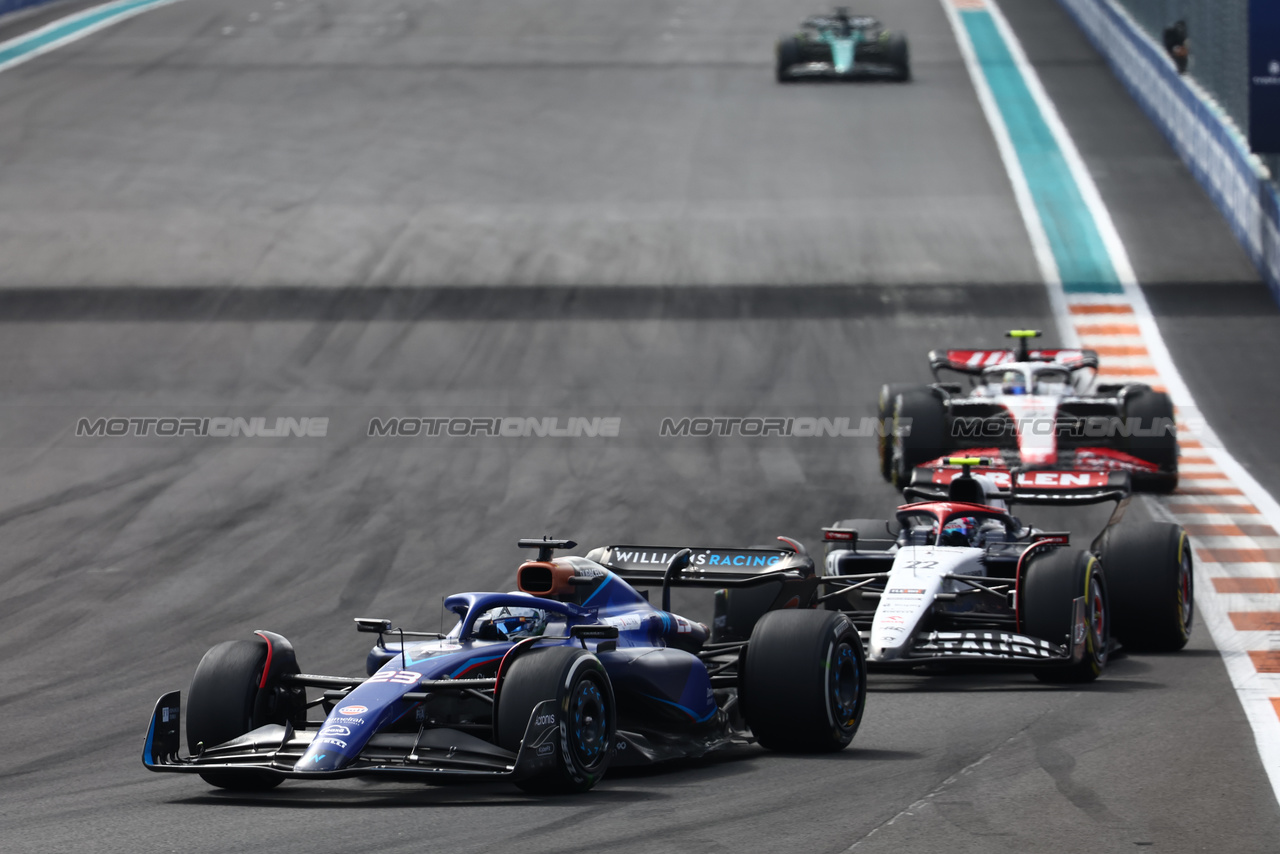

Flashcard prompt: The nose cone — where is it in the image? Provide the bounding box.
[869,631,909,661]
[294,741,351,773]
[290,684,403,774]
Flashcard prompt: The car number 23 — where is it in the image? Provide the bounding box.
[367,670,420,685]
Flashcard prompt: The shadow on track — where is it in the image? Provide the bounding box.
[165,742,922,809]
[868,671,1166,694]
[0,284,1053,322]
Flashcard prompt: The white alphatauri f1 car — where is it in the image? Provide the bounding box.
[878,330,1179,492]
[819,459,1193,682]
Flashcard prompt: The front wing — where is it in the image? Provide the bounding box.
[863,596,1090,669]
[142,692,563,783]
[784,61,903,79]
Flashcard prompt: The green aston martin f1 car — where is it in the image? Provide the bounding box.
[776,7,910,82]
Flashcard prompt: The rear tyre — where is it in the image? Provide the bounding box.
[892,389,947,488]
[497,646,615,794]
[1121,388,1178,492]
[1022,550,1109,683]
[1097,523,1193,651]
[887,34,910,81]
[187,639,290,790]
[743,610,865,751]
[776,37,802,82]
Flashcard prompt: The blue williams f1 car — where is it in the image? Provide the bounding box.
[143,537,866,794]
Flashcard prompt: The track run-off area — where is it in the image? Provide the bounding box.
[1,0,1280,852]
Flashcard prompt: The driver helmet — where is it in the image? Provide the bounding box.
[1002,370,1027,395]
[940,516,977,547]
[833,6,852,34]
[479,607,546,640]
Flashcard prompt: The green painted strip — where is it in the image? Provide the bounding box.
[0,0,175,69]
[961,9,1122,294]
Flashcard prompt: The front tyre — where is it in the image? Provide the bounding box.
[497,646,615,794]
[877,384,920,482]
[1121,388,1178,492]
[187,638,296,790]
[743,610,865,751]
[892,388,947,488]
[1022,550,1109,683]
[776,37,801,82]
[1098,522,1193,651]
[887,33,910,81]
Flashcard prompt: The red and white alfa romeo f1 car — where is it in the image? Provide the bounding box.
[877,330,1178,492]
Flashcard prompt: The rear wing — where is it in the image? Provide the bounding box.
[821,526,897,552]
[928,348,1099,376]
[905,465,1131,507]
[586,539,815,588]
[586,539,818,617]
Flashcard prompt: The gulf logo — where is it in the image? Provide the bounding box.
[338,705,368,715]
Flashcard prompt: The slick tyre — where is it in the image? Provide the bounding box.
[743,610,865,752]
[1022,550,1109,683]
[497,646,615,794]
[877,384,920,482]
[187,639,284,790]
[892,389,947,487]
[776,37,802,82]
[1097,522,1193,652]
[887,33,910,80]
[1121,388,1178,492]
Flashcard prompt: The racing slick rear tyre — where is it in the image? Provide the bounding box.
[187,638,295,790]
[1097,522,1193,652]
[776,37,801,82]
[887,34,910,81]
[497,646,615,794]
[892,388,947,488]
[1121,388,1178,492]
[742,610,865,752]
[1022,550,1109,683]
[878,384,921,482]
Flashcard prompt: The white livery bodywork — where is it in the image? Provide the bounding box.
[870,546,978,661]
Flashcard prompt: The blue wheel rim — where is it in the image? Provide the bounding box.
[569,678,607,767]
[830,642,861,729]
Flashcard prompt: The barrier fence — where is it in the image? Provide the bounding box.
[1057,0,1280,304]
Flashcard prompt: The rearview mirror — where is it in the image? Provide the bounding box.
[355,617,393,634]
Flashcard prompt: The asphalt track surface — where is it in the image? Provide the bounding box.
[2,0,1280,852]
